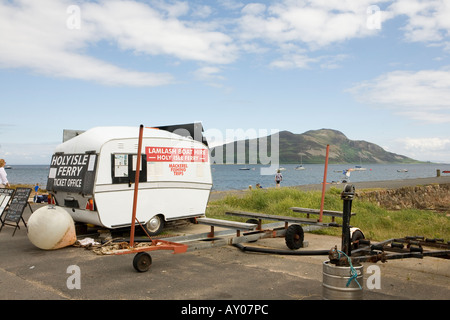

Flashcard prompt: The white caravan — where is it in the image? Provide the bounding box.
[46,124,212,235]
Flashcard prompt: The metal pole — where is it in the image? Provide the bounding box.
[341,184,355,256]
[130,124,144,248]
[319,144,330,222]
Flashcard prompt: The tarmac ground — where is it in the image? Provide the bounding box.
[0,206,449,302]
[0,177,449,306]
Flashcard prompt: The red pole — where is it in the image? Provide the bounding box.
[319,144,330,222]
[130,124,144,248]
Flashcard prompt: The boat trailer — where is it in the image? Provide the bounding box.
[88,183,449,272]
[96,182,366,272]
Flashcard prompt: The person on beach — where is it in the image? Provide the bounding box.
[275,169,283,188]
[34,183,39,202]
[0,159,10,188]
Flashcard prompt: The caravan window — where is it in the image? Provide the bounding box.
[111,154,147,184]
[114,154,129,178]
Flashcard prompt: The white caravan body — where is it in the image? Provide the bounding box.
[46,126,212,231]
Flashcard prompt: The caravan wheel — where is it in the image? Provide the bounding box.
[144,215,165,236]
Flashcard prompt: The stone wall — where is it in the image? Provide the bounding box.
[356,183,450,211]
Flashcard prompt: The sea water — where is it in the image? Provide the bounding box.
[5,165,50,188]
[210,163,448,190]
[5,163,448,191]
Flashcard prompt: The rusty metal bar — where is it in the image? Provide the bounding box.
[319,144,330,222]
[110,239,188,256]
[129,124,144,248]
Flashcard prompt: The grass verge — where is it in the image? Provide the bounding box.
[206,187,450,241]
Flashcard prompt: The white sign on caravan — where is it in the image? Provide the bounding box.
[48,154,97,192]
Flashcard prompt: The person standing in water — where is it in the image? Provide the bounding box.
[34,183,40,202]
[275,169,283,188]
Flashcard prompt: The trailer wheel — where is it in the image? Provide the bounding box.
[144,215,165,236]
[133,252,152,272]
[246,219,259,228]
[351,229,365,250]
[285,224,304,250]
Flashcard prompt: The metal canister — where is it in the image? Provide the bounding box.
[322,260,364,300]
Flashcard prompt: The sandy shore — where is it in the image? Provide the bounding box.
[209,175,450,202]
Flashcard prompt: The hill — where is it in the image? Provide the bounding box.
[210,128,420,164]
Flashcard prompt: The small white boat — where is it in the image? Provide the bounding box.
[239,167,250,171]
[295,155,305,170]
[397,169,408,172]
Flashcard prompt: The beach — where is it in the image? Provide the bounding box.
[209,175,450,202]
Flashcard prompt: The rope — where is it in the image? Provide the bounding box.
[337,249,362,290]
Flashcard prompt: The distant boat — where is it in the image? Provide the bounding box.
[295,155,305,170]
[5,166,12,169]
[354,157,366,170]
[278,167,286,171]
[397,169,408,172]
[239,167,250,171]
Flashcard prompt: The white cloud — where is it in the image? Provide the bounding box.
[193,66,227,88]
[270,53,318,69]
[0,143,57,165]
[3,0,450,87]
[237,0,389,69]
[388,0,450,46]
[84,1,237,64]
[402,137,450,151]
[391,137,450,162]
[0,0,237,87]
[238,0,387,48]
[348,67,450,123]
[270,51,349,70]
[194,66,224,80]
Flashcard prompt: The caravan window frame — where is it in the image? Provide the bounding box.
[111,153,147,184]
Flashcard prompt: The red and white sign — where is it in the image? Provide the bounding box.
[169,163,188,176]
[146,146,208,163]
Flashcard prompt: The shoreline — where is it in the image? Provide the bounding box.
[9,175,450,202]
[209,175,450,202]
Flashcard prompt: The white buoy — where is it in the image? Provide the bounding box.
[27,205,77,250]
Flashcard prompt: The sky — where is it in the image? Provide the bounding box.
[1,0,450,164]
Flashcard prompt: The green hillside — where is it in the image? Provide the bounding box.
[210,128,420,164]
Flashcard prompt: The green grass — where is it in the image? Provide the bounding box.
[206,187,450,241]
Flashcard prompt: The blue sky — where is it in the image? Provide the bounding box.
[1,0,450,164]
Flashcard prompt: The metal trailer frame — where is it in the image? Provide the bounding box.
[224,205,361,251]
[105,205,360,273]
[347,236,450,264]
[102,238,189,272]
